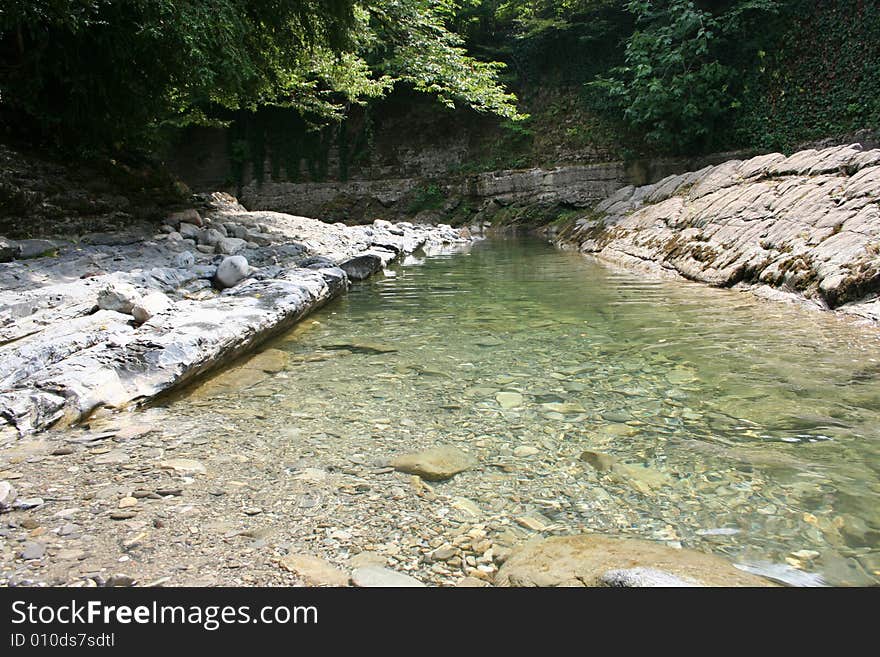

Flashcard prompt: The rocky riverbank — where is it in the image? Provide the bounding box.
[0,203,794,588]
[553,144,880,323]
[0,192,470,438]
[4,140,860,588]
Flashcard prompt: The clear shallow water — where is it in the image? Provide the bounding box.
[180,237,880,585]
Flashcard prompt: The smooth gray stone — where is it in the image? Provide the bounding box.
[351,567,425,588]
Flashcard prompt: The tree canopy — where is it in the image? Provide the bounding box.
[0,0,522,151]
[1,1,876,156]
[452,0,879,154]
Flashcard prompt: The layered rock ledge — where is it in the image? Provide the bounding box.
[557,144,880,322]
[0,194,470,437]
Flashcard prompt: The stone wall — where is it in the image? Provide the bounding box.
[236,153,747,226]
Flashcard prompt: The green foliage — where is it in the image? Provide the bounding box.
[0,1,357,150]
[589,0,780,154]
[582,0,878,154]
[5,0,875,162]
[733,0,880,150]
[0,0,523,152]
[367,1,523,119]
[407,183,446,213]
[452,1,632,86]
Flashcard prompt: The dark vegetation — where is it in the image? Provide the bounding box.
[0,1,877,186]
[455,0,879,156]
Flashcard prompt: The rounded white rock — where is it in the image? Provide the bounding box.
[215,255,249,289]
[132,292,172,324]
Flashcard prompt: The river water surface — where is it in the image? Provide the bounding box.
[173,236,880,585]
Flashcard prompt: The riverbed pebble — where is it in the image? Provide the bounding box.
[391,446,478,481]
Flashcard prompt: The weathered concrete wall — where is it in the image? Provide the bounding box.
[238,164,629,223]
[238,153,746,225]
[165,91,744,225]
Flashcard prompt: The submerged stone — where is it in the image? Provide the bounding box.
[580,450,618,472]
[323,341,397,354]
[495,534,775,587]
[496,391,523,409]
[391,446,477,481]
[244,348,289,373]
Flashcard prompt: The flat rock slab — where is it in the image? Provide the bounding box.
[568,144,880,318]
[496,391,524,409]
[0,208,471,436]
[279,554,349,587]
[391,446,478,481]
[351,566,425,587]
[159,459,207,476]
[494,534,775,587]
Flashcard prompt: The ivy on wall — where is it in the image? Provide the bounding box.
[733,0,880,150]
[226,107,377,188]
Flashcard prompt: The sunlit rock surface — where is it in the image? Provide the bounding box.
[562,144,880,321]
[0,196,470,436]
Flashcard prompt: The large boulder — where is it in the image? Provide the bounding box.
[166,209,202,228]
[178,222,201,240]
[228,224,249,239]
[390,446,477,481]
[17,239,60,259]
[495,534,774,587]
[340,254,383,281]
[198,228,225,248]
[0,238,20,262]
[215,236,248,255]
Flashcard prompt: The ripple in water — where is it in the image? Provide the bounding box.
[174,236,880,585]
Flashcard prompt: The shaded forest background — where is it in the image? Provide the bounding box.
[1,1,878,184]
